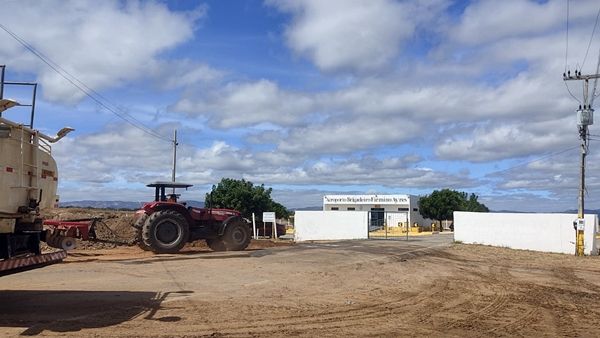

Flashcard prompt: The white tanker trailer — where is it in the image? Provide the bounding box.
[0,65,74,275]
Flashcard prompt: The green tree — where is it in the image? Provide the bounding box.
[462,193,489,212]
[205,178,291,220]
[418,189,489,225]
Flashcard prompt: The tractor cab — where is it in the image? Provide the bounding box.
[147,181,193,203]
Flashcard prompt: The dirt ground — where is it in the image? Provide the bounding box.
[2,230,600,337]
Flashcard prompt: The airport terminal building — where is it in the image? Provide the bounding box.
[323,194,430,229]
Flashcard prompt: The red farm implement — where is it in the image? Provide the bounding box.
[43,218,130,250]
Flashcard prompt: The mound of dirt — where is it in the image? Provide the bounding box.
[44,208,138,250]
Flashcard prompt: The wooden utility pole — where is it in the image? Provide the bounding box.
[563,71,600,256]
[0,65,5,118]
[172,129,178,194]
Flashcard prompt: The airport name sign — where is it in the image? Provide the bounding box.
[323,195,409,205]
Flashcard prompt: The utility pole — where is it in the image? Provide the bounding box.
[171,129,178,194]
[0,65,5,118]
[563,71,600,256]
[0,65,5,99]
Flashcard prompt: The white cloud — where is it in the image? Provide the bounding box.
[435,117,578,162]
[0,0,205,103]
[267,0,418,73]
[451,0,562,45]
[451,0,599,46]
[53,123,473,197]
[153,60,224,90]
[243,155,475,189]
[277,116,422,155]
[173,79,315,128]
[52,124,175,184]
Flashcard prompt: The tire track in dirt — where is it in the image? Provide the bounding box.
[452,264,600,337]
[554,266,600,293]
[159,278,456,336]
[542,267,600,337]
[488,307,538,336]
[221,261,538,337]
[428,265,558,337]
[221,288,446,334]
[477,266,542,336]
[433,265,516,335]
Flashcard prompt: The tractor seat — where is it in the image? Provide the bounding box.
[167,194,180,203]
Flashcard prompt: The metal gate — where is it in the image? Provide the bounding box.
[368,211,409,240]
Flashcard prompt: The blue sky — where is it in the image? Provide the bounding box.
[2,0,600,211]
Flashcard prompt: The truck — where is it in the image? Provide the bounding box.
[0,65,74,275]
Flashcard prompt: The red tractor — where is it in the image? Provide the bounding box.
[133,182,252,254]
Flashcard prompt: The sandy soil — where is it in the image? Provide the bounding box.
[2,233,600,337]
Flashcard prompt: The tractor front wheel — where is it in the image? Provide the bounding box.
[221,219,251,251]
[134,214,151,251]
[142,210,189,254]
[206,238,226,251]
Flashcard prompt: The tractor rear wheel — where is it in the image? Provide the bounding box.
[142,210,189,254]
[222,219,251,251]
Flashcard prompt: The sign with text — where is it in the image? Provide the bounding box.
[323,195,409,205]
[263,212,276,222]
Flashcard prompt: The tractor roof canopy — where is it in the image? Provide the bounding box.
[147,182,193,202]
[147,181,193,189]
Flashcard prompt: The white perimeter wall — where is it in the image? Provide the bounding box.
[454,212,599,255]
[295,211,368,241]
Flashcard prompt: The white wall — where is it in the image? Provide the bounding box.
[454,212,599,255]
[295,211,368,241]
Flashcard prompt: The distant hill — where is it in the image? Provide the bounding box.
[493,209,600,216]
[491,210,529,214]
[562,209,600,216]
[60,200,205,210]
[292,206,322,211]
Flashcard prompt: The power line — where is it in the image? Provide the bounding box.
[0,23,172,143]
[564,81,582,104]
[581,4,600,70]
[486,146,579,177]
[590,44,600,106]
[566,0,572,73]
[564,1,582,104]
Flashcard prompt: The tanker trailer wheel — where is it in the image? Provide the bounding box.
[134,214,151,251]
[206,238,226,252]
[142,210,189,254]
[222,218,251,251]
